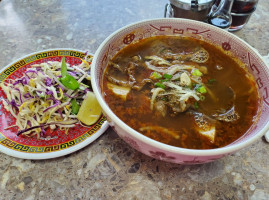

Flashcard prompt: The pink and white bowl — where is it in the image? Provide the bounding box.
[91,18,269,164]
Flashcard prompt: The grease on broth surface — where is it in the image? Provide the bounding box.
[102,36,259,149]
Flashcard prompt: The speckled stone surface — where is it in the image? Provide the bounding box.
[0,0,269,199]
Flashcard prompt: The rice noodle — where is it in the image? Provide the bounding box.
[163,82,182,91]
[145,61,168,73]
[139,126,180,139]
[150,88,164,110]
[167,65,195,75]
[179,92,200,101]
[145,56,171,66]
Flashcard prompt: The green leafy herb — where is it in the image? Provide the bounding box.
[60,75,80,90]
[61,57,68,77]
[192,69,203,77]
[155,82,165,89]
[60,57,80,90]
[71,99,80,114]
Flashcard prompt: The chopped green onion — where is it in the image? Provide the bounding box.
[192,69,203,77]
[150,72,162,80]
[200,95,205,101]
[199,86,207,94]
[71,99,80,114]
[155,82,165,89]
[194,102,199,109]
[207,78,217,86]
[163,73,173,80]
[196,85,207,94]
[208,78,216,83]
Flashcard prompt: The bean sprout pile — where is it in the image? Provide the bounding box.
[0,55,92,139]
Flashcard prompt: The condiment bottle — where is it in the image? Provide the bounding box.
[232,0,259,13]
[208,0,234,29]
[228,0,259,31]
[164,0,215,21]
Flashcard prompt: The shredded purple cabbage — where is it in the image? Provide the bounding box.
[68,71,77,77]
[15,88,23,103]
[46,97,55,101]
[55,99,61,104]
[10,99,19,111]
[40,127,46,137]
[43,101,60,112]
[45,90,53,96]
[63,92,79,98]
[35,66,42,71]
[84,88,90,93]
[45,77,52,86]
[23,92,33,99]
[57,85,64,91]
[17,125,46,136]
[25,70,38,75]
[57,109,63,118]
[17,121,78,136]
[13,77,29,86]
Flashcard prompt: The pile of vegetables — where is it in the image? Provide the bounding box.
[145,54,210,116]
[0,55,93,138]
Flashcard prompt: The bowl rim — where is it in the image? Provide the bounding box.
[91,18,269,156]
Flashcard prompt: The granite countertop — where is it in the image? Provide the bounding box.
[0,0,269,199]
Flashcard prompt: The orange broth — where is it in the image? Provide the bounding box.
[102,36,259,149]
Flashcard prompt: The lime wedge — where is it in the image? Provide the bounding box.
[77,91,102,125]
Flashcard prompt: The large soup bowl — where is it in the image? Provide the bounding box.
[91,18,269,164]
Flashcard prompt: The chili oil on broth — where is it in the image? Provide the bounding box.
[102,35,259,149]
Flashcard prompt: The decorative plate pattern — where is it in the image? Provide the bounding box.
[0,49,108,159]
